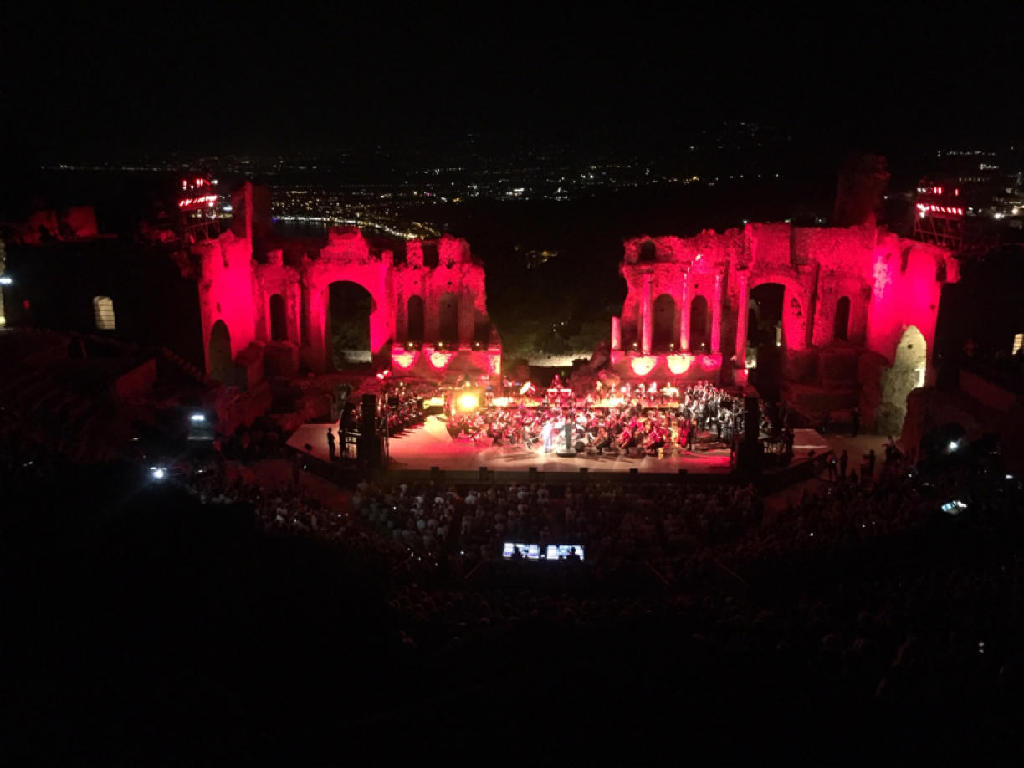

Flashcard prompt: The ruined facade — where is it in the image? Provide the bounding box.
[195,185,500,387]
[612,222,959,431]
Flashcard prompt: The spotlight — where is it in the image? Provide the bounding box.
[457,392,479,412]
[0,276,12,285]
[190,412,206,423]
[150,466,167,480]
[948,440,959,452]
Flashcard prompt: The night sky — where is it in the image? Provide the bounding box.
[3,2,1022,163]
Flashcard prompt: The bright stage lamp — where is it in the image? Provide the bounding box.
[0,276,12,285]
[190,413,206,423]
[457,393,480,412]
[150,466,167,480]
[948,440,959,452]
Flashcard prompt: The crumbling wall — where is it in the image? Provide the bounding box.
[196,230,257,379]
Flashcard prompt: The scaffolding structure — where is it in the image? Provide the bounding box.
[913,177,1001,258]
[177,174,223,244]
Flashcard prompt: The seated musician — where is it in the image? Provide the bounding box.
[618,426,635,449]
[645,426,666,454]
[594,427,613,454]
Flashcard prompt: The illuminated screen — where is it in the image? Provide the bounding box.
[502,542,540,560]
[545,544,585,561]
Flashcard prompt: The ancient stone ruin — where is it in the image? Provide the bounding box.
[611,222,958,432]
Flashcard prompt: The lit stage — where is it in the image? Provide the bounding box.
[288,415,735,477]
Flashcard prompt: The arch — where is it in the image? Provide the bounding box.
[326,281,374,369]
[208,319,232,384]
[688,295,710,352]
[269,293,287,341]
[748,283,786,347]
[652,293,676,351]
[438,291,459,345]
[422,242,439,268]
[406,295,425,343]
[747,283,787,401]
[93,296,116,330]
[833,296,851,341]
[878,325,928,436]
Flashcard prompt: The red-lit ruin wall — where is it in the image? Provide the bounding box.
[196,212,500,388]
[389,236,500,378]
[612,222,958,430]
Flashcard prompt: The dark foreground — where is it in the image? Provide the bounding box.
[4,458,1023,766]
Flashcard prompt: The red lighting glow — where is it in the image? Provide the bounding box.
[178,194,218,210]
[666,354,693,375]
[916,203,963,217]
[701,355,718,370]
[392,351,416,369]
[630,356,657,376]
[429,351,454,370]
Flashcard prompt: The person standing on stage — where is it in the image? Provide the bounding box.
[541,419,554,453]
[327,428,336,461]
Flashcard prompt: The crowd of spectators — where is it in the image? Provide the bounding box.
[336,453,1023,729]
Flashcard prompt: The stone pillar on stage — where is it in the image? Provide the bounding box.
[611,316,621,350]
[711,271,723,354]
[679,273,691,352]
[641,271,654,355]
[734,269,749,368]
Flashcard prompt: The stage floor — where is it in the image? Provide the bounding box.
[288,416,738,475]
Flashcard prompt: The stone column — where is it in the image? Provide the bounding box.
[611,316,621,350]
[711,272,723,354]
[641,272,654,355]
[679,273,691,351]
[734,270,749,368]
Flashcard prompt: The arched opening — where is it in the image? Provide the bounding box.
[638,241,656,263]
[473,317,491,347]
[834,296,851,341]
[326,281,373,369]
[878,325,928,436]
[747,283,786,401]
[93,296,116,330]
[689,295,710,352]
[438,291,459,345]
[422,242,439,268]
[652,293,676,351]
[269,293,287,341]
[208,319,233,384]
[406,295,425,343]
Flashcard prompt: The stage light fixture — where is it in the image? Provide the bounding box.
[150,466,167,480]
[190,413,206,422]
[0,276,12,285]
[457,392,480,412]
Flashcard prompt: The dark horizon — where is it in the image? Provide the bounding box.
[3,4,1022,165]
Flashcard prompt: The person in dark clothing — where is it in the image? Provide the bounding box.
[327,429,336,461]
